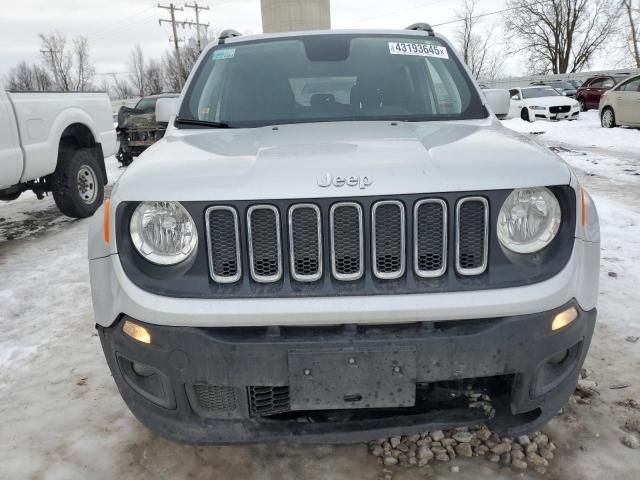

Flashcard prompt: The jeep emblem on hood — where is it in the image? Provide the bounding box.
[317,173,373,189]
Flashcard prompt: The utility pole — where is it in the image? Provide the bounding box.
[158,3,185,87]
[184,2,210,51]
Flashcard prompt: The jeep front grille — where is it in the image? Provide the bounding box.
[205,195,490,285]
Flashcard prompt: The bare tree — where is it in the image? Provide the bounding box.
[162,35,212,92]
[96,77,113,98]
[5,62,52,91]
[145,59,164,95]
[39,32,73,90]
[72,36,95,91]
[622,0,640,67]
[129,45,146,97]
[5,62,35,91]
[504,0,621,74]
[39,32,95,91]
[32,65,52,91]
[111,74,135,99]
[162,50,183,93]
[455,0,504,79]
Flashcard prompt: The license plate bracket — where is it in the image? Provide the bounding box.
[288,347,416,411]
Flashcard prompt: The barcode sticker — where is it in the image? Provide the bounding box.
[388,42,449,59]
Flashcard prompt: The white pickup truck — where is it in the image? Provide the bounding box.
[0,89,116,218]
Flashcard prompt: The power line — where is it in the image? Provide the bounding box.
[92,11,159,41]
[353,0,454,24]
[91,6,157,39]
[432,1,554,28]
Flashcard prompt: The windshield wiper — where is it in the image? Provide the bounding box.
[174,117,232,128]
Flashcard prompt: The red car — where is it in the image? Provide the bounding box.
[576,74,630,111]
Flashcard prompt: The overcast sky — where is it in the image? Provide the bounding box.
[0,0,617,82]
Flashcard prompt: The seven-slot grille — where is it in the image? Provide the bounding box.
[206,197,489,284]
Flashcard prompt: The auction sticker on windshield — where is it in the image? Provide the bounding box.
[212,48,235,60]
[388,42,449,59]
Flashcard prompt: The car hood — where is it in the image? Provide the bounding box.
[112,118,571,202]
[523,96,577,107]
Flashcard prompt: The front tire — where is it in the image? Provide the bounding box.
[520,108,532,123]
[51,149,105,218]
[601,108,616,128]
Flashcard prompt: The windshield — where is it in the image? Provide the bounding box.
[135,98,159,113]
[522,87,560,99]
[550,82,574,90]
[178,34,486,128]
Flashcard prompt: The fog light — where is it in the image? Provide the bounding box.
[552,307,578,331]
[122,320,151,344]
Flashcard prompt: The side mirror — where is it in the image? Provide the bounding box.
[155,98,179,123]
[511,95,519,100]
[483,88,511,119]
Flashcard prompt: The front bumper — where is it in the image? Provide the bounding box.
[531,107,580,121]
[99,301,596,444]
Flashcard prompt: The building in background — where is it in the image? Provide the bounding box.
[261,0,330,33]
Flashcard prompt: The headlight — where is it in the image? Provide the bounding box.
[130,201,198,265]
[497,188,561,254]
[529,106,545,110]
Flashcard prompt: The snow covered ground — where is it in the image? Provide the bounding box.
[1,113,639,480]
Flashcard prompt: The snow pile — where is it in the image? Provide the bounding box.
[502,110,640,158]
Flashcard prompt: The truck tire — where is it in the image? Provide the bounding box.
[51,149,104,218]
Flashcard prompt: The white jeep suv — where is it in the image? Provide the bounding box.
[88,25,600,444]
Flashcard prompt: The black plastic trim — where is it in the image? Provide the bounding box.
[97,301,596,443]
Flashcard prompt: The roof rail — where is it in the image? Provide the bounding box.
[218,29,242,44]
[405,23,434,36]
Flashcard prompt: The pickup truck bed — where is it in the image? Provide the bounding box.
[0,89,116,217]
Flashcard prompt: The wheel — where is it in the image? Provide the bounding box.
[51,149,104,218]
[520,108,532,122]
[579,98,587,112]
[601,108,616,128]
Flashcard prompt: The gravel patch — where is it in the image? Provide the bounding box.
[368,426,557,476]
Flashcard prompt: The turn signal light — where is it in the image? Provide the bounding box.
[552,307,578,331]
[122,320,152,344]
